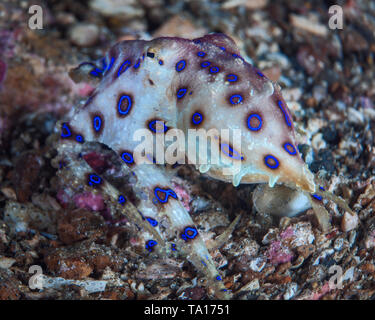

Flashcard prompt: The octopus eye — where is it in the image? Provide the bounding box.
[118,94,132,116]
[177,88,187,99]
[176,59,186,72]
[264,155,279,169]
[229,94,243,105]
[283,142,297,155]
[247,114,262,131]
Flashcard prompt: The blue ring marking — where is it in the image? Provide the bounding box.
[283,142,297,155]
[146,217,158,227]
[121,152,134,164]
[247,114,262,131]
[256,70,265,77]
[277,100,292,127]
[90,68,101,77]
[197,51,206,57]
[220,143,244,160]
[226,74,238,82]
[118,95,132,115]
[105,57,115,74]
[264,155,279,169]
[232,53,239,58]
[133,58,141,69]
[176,60,186,72]
[145,240,157,252]
[154,187,177,203]
[192,112,203,125]
[158,60,163,65]
[61,123,72,138]
[93,116,102,132]
[229,94,243,105]
[171,243,177,251]
[201,61,211,68]
[181,227,198,241]
[75,135,84,143]
[177,88,187,99]
[201,260,207,267]
[312,186,325,201]
[149,120,168,133]
[88,174,102,186]
[118,195,126,205]
[117,59,131,77]
[219,46,226,51]
[209,66,219,73]
[216,275,222,281]
[312,194,323,201]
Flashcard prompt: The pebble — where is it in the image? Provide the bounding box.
[249,256,266,272]
[347,107,365,124]
[222,0,268,10]
[284,282,298,300]
[290,14,328,37]
[90,0,144,19]
[0,256,16,269]
[240,278,260,292]
[153,16,206,38]
[341,211,359,232]
[69,23,100,47]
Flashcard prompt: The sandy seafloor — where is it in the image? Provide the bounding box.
[0,0,374,300]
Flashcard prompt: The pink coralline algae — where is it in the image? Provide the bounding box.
[266,241,294,265]
[57,189,105,212]
[73,192,106,212]
[172,183,191,212]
